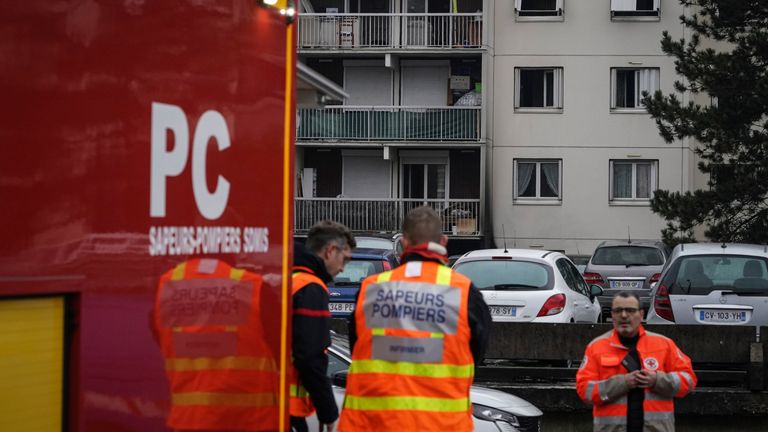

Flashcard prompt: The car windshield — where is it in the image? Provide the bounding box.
[667,255,768,295]
[355,238,394,250]
[334,259,383,284]
[591,246,664,266]
[453,260,552,290]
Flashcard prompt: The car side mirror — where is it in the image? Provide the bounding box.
[590,284,603,298]
[332,370,348,388]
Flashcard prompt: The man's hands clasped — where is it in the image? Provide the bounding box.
[624,370,657,389]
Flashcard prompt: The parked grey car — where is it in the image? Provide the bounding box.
[646,243,768,326]
[583,240,670,318]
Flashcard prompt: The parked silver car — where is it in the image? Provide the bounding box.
[646,243,768,325]
[308,334,544,432]
[583,240,670,318]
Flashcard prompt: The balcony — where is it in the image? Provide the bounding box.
[297,106,481,142]
[295,198,482,237]
[297,13,483,50]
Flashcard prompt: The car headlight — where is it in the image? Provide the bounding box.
[472,404,520,427]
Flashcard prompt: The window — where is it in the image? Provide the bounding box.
[453,260,554,290]
[515,67,563,110]
[611,68,659,110]
[611,0,660,19]
[610,160,657,201]
[514,159,562,200]
[556,258,589,297]
[515,0,563,18]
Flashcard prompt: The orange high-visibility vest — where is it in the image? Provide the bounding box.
[154,259,278,431]
[289,268,329,417]
[338,260,474,432]
[576,326,697,432]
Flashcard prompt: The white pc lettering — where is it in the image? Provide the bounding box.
[150,102,230,220]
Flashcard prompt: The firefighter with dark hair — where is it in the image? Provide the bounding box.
[291,220,355,432]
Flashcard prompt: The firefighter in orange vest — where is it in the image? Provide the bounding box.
[291,221,355,432]
[338,206,492,432]
[576,292,696,432]
[153,258,279,431]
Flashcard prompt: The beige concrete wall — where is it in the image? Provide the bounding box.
[489,1,695,254]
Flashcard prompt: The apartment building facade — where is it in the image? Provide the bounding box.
[295,0,702,255]
[295,0,487,253]
[487,0,699,255]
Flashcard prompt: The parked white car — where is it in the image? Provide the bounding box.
[452,249,603,323]
[308,334,544,432]
[646,243,768,326]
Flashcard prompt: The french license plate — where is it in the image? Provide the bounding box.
[609,280,642,289]
[329,302,355,313]
[698,310,747,323]
[489,306,516,317]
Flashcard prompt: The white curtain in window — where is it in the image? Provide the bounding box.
[514,0,522,10]
[611,0,637,11]
[552,68,562,108]
[636,163,651,198]
[540,163,560,197]
[637,68,659,103]
[516,162,535,197]
[613,164,632,198]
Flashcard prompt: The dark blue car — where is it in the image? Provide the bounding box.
[328,248,399,317]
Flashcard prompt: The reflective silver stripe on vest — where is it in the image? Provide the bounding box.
[585,382,596,400]
[669,371,681,394]
[679,371,694,390]
[645,411,675,421]
[372,335,444,363]
[363,281,460,334]
[594,416,626,425]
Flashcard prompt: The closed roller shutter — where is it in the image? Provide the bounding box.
[0,297,64,431]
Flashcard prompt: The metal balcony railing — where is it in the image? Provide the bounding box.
[297,13,483,49]
[297,106,481,142]
[295,198,481,236]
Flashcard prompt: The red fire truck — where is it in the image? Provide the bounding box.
[0,2,297,430]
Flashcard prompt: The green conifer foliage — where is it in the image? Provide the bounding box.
[643,0,768,246]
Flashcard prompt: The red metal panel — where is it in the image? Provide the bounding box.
[0,2,294,430]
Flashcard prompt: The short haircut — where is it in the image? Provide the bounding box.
[402,206,443,245]
[305,220,356,254]
[613,291,641,307]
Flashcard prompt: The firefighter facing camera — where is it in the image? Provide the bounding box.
[291,220,355,432]
[576,291,697,432]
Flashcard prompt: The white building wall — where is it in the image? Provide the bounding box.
[490,0,694,254]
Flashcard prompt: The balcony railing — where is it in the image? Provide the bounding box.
[297,13,483,49]
[297,106,481,142]
[295,198,482,236]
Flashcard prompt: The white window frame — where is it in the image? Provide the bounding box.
[609,160,658,203]
[514,0,564,22]
[611,0,660,21]
[610,67,659,112]
[513,159,563,203]
[515,67,563,112]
